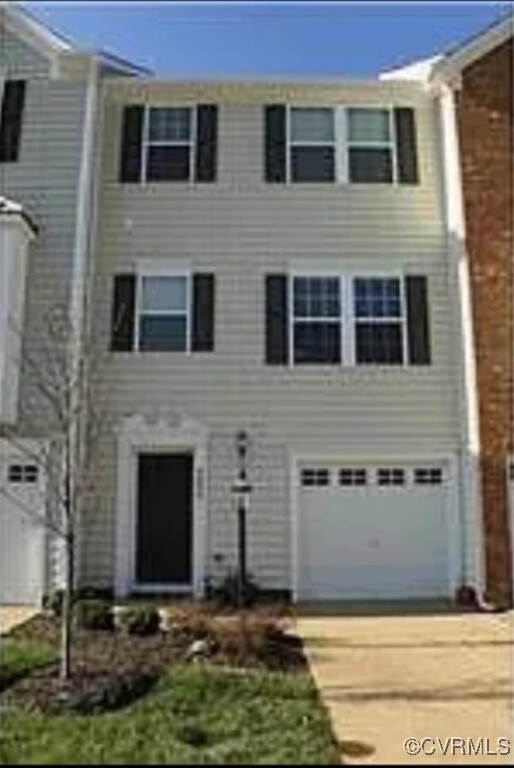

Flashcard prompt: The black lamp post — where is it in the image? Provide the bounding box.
[231,430,252,607]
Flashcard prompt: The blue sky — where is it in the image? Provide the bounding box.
[23,1,511,77]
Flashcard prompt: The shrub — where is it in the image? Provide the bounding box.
[209,570,261,608]
[116,605,160,636]
[42,590,64,617]
[74,599,114,631]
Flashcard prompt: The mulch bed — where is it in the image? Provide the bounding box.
[4,606,305,715]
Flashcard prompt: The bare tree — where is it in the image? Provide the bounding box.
[1,304,107,680]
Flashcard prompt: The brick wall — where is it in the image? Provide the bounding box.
[456,38,514,606]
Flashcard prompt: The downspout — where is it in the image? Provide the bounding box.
[65,56,99,593]
[437,80,487,605]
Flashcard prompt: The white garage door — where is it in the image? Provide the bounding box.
[297,462,454,601]
[0,460,45,605]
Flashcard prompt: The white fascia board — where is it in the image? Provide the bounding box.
[433,15,513,83]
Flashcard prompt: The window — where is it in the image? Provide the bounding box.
[414,467,443,485]
[339,468,367,486]
[8,464,38,483]
[145,107,193,181]
[347,108,394,183]
[293,276,341,364]
[137,275,189,351]
[377,468,405,486]
[289,108,336,182]
[354,277,405,364]
[301,468,330,487]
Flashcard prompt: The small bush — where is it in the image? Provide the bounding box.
[116,606,160,636]
[209,570,261,608]
[74,599,114,631]
[42,590,64,617]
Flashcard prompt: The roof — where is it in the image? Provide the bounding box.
[0,196,38,234]
[1,1,150,76]
[380,13,513,83]
[433,13,513,79]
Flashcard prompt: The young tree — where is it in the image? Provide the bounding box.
[1,304,106,680]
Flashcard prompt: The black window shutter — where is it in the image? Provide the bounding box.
[266,274,289,364]
[111,274,136,351]
[192,274,215,351]
[264,105,286,183]
[0,80,26,163]
[394,107,419,184]
[119,105,144,182]
[406,276,431,365]
[195,105,217,182]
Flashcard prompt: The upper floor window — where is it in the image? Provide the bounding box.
[111,271,215,353]
[137,275,189,351]
[347,108,394,183]
[145,107,193,182]
[265,272,430,367]
[293,276,341,363]
[289,108,336,182]
[119,103,217,184]
[265,104,418,185]
[354,277,405,364]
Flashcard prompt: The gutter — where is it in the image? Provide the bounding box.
[437,81,485,600]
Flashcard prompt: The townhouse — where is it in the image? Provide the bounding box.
[1,4,512,607]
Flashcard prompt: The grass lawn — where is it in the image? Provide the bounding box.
[0,638,57,691]
[0,663,340,764]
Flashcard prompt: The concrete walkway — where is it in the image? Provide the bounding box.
[0,606,38,635]
[296,607,514,765]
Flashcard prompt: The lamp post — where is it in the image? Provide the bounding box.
[231,430,252,607]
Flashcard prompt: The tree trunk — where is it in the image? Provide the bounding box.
[59,530,74,681]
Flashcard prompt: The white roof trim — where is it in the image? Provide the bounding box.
[433,14,513,80]
[1,1,73,56]
[0,2,148,78]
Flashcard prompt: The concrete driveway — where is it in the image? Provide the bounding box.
[0,606,38,635]
[296,606,513,764]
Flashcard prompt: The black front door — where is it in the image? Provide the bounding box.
[136,453,193,584]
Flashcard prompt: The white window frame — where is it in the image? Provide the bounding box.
[134,269,192,353]
[346,106,398,184]
[351,274,407,366]
[142,106,196,184]
[290,274,342,365]
[285,105,399,185]
[287,107,338,183]
[289,271,408,367]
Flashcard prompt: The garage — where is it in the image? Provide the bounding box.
[0,451,46,605]
[296,460,456,601]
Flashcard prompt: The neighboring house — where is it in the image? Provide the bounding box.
[0,2,145,604]
[383,14,514,607]
[1,4,511,607]
[447,20,513,608]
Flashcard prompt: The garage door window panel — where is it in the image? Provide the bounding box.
[354,277,406,364]
[415,467,443,485]
[7,464,39,483]
[377,468,406,486]
[293,277,341,364]
[339,468,367,486]
[300,468,331,487]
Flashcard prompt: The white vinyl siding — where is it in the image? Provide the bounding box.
[85,81,460,592]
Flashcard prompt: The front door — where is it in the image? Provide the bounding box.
[136,453,193,585]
